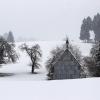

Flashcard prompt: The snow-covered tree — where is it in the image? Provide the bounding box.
[20,44,42,74]
[83,57,95,77]
[80,13,100,42]
[84,41,100,77]
[0,37,18,65]
[92,41,100,76]
[46,46,64,72]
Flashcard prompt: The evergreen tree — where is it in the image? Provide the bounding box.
[87,41,100,77]
[0,37,5,64]
[92,13,100,41]
[7,31,15,43]
[93,41,100,76]
[0,37,17,65]
[80,18,87,41]
[80,17,92,42]
[3,33,8,41]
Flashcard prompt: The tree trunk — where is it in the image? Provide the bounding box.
[31,55,36,74]
[32,64,34,74]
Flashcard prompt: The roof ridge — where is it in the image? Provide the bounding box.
[53,48,81,67]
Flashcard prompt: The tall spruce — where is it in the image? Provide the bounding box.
[80,17,92,42]
[94,41,100,76]
[7,31,15,43]
[92,13,100,41]
[3,33,8,41]
[88,41,100,77]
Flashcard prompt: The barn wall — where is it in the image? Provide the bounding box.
[53,50,81,79]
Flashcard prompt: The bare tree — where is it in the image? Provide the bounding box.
[46,46,64,71]
[20,43,42,74]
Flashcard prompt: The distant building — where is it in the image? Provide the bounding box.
[48,40,83,80]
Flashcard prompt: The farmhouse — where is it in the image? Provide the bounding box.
[48,40,82,80]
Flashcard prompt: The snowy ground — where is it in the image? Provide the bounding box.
[0,41,92,81]
[0,78,100,100]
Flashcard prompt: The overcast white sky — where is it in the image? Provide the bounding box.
[0,0,100,41]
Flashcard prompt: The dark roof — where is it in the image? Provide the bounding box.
[53,48,81,67]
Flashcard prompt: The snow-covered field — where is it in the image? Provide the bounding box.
[0,41,100,100]
[0,78,100,100]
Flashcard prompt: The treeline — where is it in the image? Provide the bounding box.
[0,36,42,74]
[2,31,15,43]
[80,13,100,42]
[0,36,100,79]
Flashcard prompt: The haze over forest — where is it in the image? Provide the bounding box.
[0,0,100,41]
